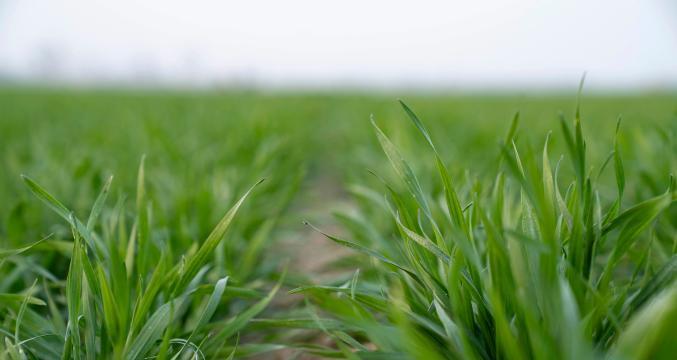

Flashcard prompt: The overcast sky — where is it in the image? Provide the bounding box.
[1,0,676,90]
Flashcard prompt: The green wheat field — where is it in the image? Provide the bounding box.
[0,87,675,359]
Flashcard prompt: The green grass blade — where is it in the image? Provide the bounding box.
[602,190,674,272]
[613,118,625,199]
[207,272,284,347]
[86,175,113,231]
[613,284,677,359]
[399,100,466,231]
[66,218,84,360]
[0,237,48,260]
[171,179,264,295]
[395,215,450,264]
[371,117,432,220]
[21,175,70,221]
[178,276,229,356]
[125,298,183,360]
[303,221,423,283]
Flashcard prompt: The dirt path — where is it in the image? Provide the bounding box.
[283,171,354,279]
[253,172,356,359]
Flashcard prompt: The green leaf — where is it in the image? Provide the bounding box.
[0,237,48,260]
[395,215,450,264]
[613,118,625,199]
[303,221,422,284]
[207,273,284,348]
[65,218,84,360]
[172,179,264,295]
[0,294,46,306]
[174,276,229,358]
[22,175,102,258]
[602,189,674,272]
[613,285,677,359]
[125,298,183,360]
[399,100,466,231]
[371,117,432,220]
[21,175,70,220]
[14,280,39,346]
[86,175,113,231]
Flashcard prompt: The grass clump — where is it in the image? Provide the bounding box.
[296,101,676,359]
[1,164,282,359]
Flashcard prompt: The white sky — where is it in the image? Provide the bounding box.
[1,0,676,89]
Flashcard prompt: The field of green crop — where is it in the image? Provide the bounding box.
[0,87,675,359]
